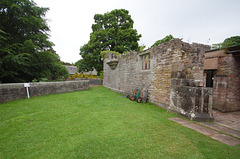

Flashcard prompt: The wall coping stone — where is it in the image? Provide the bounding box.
[0,80,89,89]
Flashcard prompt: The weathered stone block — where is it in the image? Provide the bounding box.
[169,86,213,121]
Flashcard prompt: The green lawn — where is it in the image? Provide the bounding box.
[0,86,239,158]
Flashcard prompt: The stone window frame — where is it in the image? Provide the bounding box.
[139,52,150,70]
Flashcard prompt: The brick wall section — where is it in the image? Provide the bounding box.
[0,80,89,103]
[213,54,240,112]
[103,39,212,121]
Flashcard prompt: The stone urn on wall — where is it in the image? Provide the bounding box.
[106,59,119,70]
[106,53,119,70]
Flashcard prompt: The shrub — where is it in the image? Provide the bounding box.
[69,72,98,80]
[39,78,48,82]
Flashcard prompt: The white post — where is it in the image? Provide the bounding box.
[24,83,30,99]
[26,87,30,99]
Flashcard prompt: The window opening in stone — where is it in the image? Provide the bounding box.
[142,54,150,70]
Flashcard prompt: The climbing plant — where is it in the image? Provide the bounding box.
[151,35,175,48]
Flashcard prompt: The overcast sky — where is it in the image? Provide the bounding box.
[34,0,240,63]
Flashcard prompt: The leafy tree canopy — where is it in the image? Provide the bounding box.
[212,36,240,49]
[0,0,68,83]
[151,35,175,48]
[78,9,141,74]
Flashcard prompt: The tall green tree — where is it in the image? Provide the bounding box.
[212,36,240,49]
[78,9,141,73]
[0,0,68,83]
[222,36,240,48]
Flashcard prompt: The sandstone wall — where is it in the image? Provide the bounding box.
[103,39,212,120]
[0,80,89,103]
[213,54,240,112]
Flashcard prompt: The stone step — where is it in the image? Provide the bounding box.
[169,117,240,146]
[198,122,240,138]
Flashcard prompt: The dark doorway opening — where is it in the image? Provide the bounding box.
[205,70,217,87]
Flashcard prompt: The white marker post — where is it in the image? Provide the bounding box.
[24,83,30,99]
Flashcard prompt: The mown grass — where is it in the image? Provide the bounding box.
[0,86,239,158]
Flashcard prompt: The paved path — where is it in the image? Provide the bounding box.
[212,110,240,131]
[169,117,240,147]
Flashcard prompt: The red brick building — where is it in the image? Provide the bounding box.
[204,45,240,112]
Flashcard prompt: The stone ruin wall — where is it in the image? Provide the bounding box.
[104,39,212,121]
[204,48,240,112]
[213,53,240,112]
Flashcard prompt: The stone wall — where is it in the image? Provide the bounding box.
[212,75,228,111]
[73,79,102,85]
[89,79,103,85]
[0,80,89,103]
[213,54,240,112]
[205,47,240,112]
[170,74,213,121]
[103,39,212,121]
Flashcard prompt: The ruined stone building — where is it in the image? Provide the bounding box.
[103,39,240,121]
[64,65,78,76]
[204,45,240,112]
